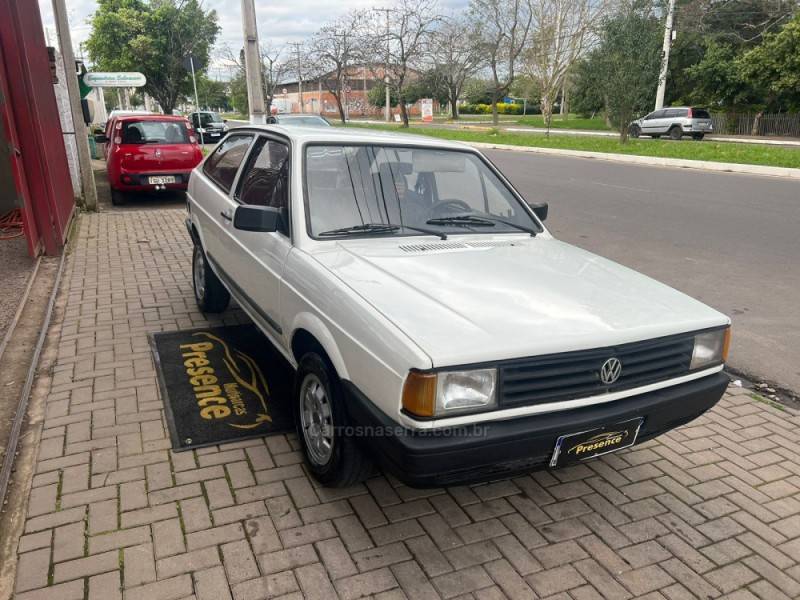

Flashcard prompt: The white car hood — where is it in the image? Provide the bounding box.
[311,236,728,367]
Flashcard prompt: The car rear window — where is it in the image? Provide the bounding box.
[692,109,711,119]
[121,120,190,144]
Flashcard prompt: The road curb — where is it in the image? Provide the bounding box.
[464,141,800,179]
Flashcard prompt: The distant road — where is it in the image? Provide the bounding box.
[487,149,800,394]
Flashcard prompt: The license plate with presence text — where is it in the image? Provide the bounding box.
[549,417,643,468]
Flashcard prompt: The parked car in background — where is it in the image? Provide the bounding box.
[189,111,229,143]
[629,107,713,140]
[185,126,731,488]
[266,114,331,127]
[96,114,203,205]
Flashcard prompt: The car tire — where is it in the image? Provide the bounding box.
[629,125,641,138]
[110,189,126,206]
[692,133,705,140]
[295,352,372,487]
[669,126,683,140]
[192,243,230,313]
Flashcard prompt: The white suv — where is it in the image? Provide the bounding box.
[186,126,731,487]
[629,107,713,140]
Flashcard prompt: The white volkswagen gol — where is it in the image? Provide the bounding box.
[185,126,731,487]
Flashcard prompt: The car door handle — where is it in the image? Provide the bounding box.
[220,209,232,221]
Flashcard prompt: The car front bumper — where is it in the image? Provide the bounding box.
[343,372,729,487]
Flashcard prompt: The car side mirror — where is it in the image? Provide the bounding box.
[527,201,548,222]
[233,205,283,232]
[94,134,109,143]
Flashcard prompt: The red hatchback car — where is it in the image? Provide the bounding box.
[97,114,204,205]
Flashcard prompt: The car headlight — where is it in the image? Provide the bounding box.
[402,368,497,418]
[691,328,731,370]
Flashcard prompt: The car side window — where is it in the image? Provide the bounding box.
[236,137,290,236]
[203,134,253,193]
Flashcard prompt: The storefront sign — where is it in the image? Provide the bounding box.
[84,72,146,88]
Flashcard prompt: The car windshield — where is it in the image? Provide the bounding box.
[122,120,190,144]
[305,145,542,238]
[280,116,330,127]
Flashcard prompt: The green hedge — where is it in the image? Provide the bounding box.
[458,102,539,115]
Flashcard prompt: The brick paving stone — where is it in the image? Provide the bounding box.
[89,570,122,600]
[194,566,234,600]
[11,209,800,600]
[53,549,119,583]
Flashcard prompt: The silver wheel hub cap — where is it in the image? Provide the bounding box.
[193,248,205,300]
[300,374,333,465]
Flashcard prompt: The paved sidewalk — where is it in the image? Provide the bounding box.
[9,208,800,600]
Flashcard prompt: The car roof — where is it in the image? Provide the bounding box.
[235,124,472,150]
[117,114,189,122]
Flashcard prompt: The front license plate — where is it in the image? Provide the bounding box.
[149,176,176,185]
[549,417,643,468]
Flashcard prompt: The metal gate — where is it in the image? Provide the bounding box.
[0,0,76,256]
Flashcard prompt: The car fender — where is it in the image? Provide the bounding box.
[289,312,350,380]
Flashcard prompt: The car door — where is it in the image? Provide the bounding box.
[222,134,293,340]
[193,133,254,281]
[641,110,663,134]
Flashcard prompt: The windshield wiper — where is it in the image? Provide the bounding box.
[427,215,537,237]
[427,216,496,227]
[318,223,447,239]
[319,223,400,237]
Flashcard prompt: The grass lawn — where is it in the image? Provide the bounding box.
[515,114,612,131]
[344,123,800,169]
[221,112,248,121]
[430,113,612,131]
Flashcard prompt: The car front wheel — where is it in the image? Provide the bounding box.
[192,243,230,313]
[629,125,641,138]
[295,352,372,487]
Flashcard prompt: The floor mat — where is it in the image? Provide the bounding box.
[151,324,294,450]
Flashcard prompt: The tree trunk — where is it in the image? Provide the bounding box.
[450,91,459,120]
[334,92,346,124]
[619,109,630,143]
[399,96,409,128]
[750,110,764,136]
[541,92,553,136]
[491,89,499,126]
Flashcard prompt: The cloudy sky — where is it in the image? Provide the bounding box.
[38,0,465,77]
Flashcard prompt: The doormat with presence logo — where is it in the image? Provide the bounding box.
[151,324,294,450]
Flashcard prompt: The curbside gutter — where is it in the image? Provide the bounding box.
[465,141,800,180]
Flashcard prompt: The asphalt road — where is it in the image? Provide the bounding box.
[485,149,800,394]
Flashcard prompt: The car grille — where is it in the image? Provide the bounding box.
[499,333,696,407]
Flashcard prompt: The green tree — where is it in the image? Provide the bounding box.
[587,0,661,142]
[86,0,220,114]
[739,13,800,112]
[367,82,399,108]
[195,75,230,111]
[569,59,604,118]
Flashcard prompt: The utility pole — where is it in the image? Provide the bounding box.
[52,0,98,210]
[241,0,266,124]
[655,0,676,110]
[373,8,392,122]
[289,42,304,113]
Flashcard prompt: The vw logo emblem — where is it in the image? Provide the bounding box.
[155,149,162,158]
[599,357,622,385]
